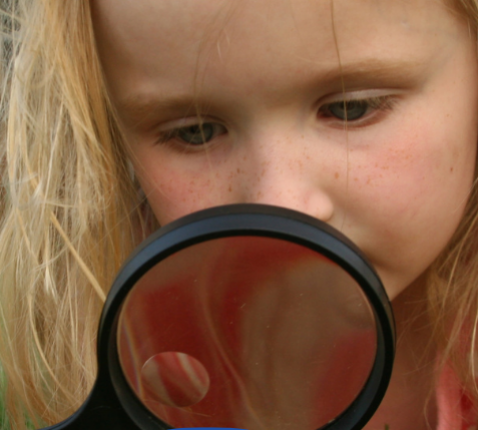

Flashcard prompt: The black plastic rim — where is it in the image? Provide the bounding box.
[41,204,395,430]
[101,204,395,430]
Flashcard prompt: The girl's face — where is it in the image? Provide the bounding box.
[93,0,478,300]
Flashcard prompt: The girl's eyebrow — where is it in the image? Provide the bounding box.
[117,96,199,128]
[118,58,425,126]
[316,58,427,90]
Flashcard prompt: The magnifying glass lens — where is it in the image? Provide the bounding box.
[117,236,377,430]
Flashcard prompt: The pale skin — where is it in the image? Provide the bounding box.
[92,0,478,428]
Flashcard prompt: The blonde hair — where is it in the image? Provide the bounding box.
[0,0,478,428]
[425,0,478,404]
[0,0,144,427]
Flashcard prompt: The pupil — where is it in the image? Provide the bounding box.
[329,100,368,121]
[178,124,214,145]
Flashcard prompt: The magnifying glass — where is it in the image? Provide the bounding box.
[41,204,395,430]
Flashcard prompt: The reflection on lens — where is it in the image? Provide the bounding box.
[141,352,210,408]
[117,236,377,430]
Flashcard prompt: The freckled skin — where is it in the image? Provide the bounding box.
[92,0,478,428]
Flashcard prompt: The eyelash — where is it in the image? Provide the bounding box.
[318,95,397,124]
[156,122,227,148]
[156,95,397,146]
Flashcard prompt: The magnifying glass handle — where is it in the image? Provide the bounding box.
[39,378,161,430]
[41,406,138,430]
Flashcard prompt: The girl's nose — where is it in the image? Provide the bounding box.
[232,137,335,223]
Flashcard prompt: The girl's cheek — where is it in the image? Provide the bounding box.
[343,126,476,299]
[137,161,231,226]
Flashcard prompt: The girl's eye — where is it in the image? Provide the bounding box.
[319,97,395,122]
[159,122,227,146]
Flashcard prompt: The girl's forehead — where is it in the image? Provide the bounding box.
[92,0,471,111]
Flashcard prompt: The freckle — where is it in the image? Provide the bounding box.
[334,172,340,179]
[354,177,358,182]
[237,168,241,174]
[450,167,454,172]
[367,177,371,184]
[228,185,232,192]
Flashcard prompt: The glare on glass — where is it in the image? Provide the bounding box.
[117,236,377,430]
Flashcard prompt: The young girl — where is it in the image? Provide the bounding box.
[1,0,478,429]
